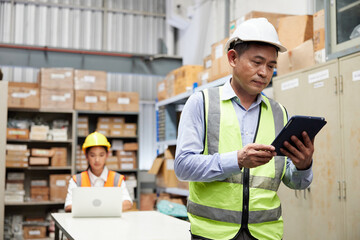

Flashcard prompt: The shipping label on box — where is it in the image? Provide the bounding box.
[31,148,54,157]
[8,82,40,109]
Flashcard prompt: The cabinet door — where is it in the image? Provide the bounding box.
[273,60,344,240]
[300,61,344,240]
[273,71,309,240]
[339,53,360,240]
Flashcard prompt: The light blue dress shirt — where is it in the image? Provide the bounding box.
[174,80,312,189]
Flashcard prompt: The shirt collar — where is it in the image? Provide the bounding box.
[88,166,109,184]
[221,79,269,108]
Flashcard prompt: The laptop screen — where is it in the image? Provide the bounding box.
[72,187,123,218]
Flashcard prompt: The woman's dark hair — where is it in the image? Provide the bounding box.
[85,146,108,155]
[232,41,279,57]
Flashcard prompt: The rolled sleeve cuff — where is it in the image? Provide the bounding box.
[220,151,241,174]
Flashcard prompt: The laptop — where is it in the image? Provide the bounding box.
[72,187,123,218]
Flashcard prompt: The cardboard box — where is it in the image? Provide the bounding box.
[6,161,28,168]
[40,88,74,110]
[96,129,109,136]
[6,150,30,157]
[278,15,313,51]
[97,122,111,130]
[6,144,27,151]
[112,117,125,124]
[203,55,212,69]
[6,128,29,140]
[31,148,54,157]
[157,79,167,101]
[124,142,138,151]
[277,39,316,76]
[29,157,50,166]
[8,82,40,109]
[98,117,112,123]
[38,68,74,89]
[51,147,67,166]
[30,187,49,201]
[174,65,204,95]
[23,226,46,239]
[123,123,137,137]
[74,70,107,91]
[108,92,139,112]
[30,125,49,140]
[230,11,293,35]
[75,90,107,111]
[313,9,325,52]
[210,38,232,81]
[49,174,71,201]
[148,146,188,189]
[77,116,89,136]
[6,155,28,162]
[165,70,176,99]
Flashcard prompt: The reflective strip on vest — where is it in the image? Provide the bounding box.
[207,87,221,155]
[188,199,281,224]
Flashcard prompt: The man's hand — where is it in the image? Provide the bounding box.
[237,144,277,169]
[280,131,314,170]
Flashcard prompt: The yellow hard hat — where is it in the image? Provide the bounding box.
[82,132,111,153]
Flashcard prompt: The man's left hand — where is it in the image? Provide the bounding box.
[280,131,314,170]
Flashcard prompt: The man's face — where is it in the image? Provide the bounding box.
[86,146,108,173]
[231,44,277,96]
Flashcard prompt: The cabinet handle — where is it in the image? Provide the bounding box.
[338,181,342,200]
[339,75,344,93]
[334,76,338,94]
[343,181,346,200]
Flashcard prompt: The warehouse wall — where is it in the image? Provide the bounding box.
[0,0,166,170]
[178,0,316,65]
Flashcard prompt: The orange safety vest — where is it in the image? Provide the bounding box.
[72,170,124,187]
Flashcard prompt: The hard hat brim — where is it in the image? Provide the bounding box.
[225,38,287,53]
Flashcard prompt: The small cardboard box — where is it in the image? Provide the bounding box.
[49,174,71,201]
[31,148,54,157]
[278,15,313,51]
[7,128,29,140]
[123,123,137,137]
[51,147,67,166]
[277,39,316,76]
[29,157,50,166]
[74,90,107,111]
[157,79,167,101]
[174,65,204,95]
[148,146,188,189]
[6,160,28,168]
[38,68,74,89]
[40,88,74,110]
[107,92,139,112]
[8,82,40,109]
[210,38,231,82]
[74,70,107,91]
[123,142,138,151]
[23,225,47,239]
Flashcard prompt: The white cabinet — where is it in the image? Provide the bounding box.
[273,52,360,240]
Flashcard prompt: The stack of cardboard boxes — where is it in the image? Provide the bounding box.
[30,179,49,202]
[5,172,25,203]
[5,144,29,168]
[7,68,140,112]
[39,68,74,110]
[49,174,71,201]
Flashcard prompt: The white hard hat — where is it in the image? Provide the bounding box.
[225,18,287,53]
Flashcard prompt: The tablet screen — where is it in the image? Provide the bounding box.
[271,115,327,156]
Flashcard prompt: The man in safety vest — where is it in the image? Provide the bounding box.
[64,132,133,212]
[175,18,314,240]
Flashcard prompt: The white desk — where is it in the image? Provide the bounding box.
[51,211,190,240]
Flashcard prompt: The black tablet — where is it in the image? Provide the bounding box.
[271,115,327,156]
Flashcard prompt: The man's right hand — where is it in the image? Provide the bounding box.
[237,143,277,169]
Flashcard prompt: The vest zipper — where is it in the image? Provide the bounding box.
[241,107,261,230]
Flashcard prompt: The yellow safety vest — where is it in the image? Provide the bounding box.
[188,87,288,240]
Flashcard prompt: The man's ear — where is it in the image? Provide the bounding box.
[227,49,238,67]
